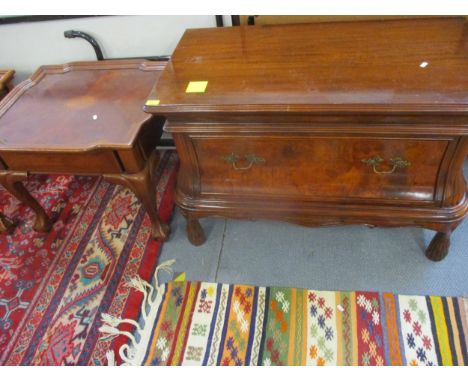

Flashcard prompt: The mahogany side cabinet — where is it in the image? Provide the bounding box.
[145,18,468,261]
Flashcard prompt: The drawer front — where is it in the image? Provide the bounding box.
[0,150,122,174]
[191,136,449,202]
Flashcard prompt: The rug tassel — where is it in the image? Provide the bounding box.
[99,325,138,347]
[99,259,176,366]
[101,312,142,331]
[106,350,115,366]
[154,259,176,295]
[119,344,134,365]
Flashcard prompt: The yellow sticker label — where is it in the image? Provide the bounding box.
[173,272,186,282]
[145,99,160,106]
[185,81,208,93]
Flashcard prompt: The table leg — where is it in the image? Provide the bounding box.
[425,231,451,262]
[424,218,464,262]
[104,151,170,241]
[0,213,16,234]
[186,215,206,246]
[0,171,52,232]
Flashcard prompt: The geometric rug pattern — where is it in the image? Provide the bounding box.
[106,279,468,366]
[0,150,177,365]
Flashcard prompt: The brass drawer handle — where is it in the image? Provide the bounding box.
[362,156,410,174]
[221,153,266,170]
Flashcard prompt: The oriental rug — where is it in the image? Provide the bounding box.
[102,264,468,366]
[0,150,178,365]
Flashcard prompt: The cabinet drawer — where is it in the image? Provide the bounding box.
[191,136,450,202]
[0,150,122,174]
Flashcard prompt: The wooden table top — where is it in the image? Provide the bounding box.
[0,60,166,152]
[145,17,468,115]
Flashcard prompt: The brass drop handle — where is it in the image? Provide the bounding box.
[362,156,410,174]
[221,153,266,170]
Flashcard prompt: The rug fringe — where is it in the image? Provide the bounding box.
[106,350,115,366]
[99,259,176,366]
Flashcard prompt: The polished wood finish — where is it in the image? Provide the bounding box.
[147,18,468,260]
[0,60,169,239]
[192,136,448,202]
[0,62,157,151]
[147,18,468,114]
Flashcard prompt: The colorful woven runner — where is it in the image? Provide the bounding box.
[102,268,468,366]
[0,151,178,365]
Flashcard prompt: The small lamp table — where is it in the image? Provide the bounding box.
[0,60,169,240]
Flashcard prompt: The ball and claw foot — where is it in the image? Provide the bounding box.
[0,213,16,234]
[425,232,450,262]
[32,212,53,233]
[151,221,170,241]
[187,218,206,246]
[0,171,53,234]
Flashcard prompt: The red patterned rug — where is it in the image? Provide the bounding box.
[0,150,178,365]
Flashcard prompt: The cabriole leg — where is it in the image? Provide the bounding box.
[104,151,170,241]
[0,171,52,232]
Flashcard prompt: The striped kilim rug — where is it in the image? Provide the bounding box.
[102,264,468,366]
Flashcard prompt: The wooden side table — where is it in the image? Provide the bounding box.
[0,60,169,240]
[0,69,16,233]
